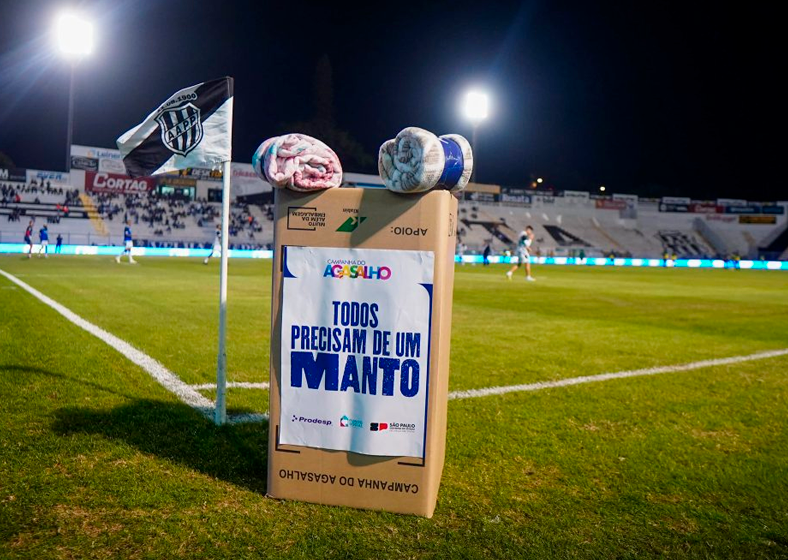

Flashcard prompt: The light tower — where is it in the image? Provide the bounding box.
[55,12,94,172]
[462,90,489,183]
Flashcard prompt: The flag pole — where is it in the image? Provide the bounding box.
[215,159,231,425]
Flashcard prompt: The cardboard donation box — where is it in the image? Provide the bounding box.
[268,187,457,517]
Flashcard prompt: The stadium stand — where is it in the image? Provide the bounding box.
[453,192,786,259]
[2,167,786,259]
[758,223,788,261]
[89,192,273,249]
[0,180,274,248]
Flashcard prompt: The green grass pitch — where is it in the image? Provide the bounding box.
[1,256,787,559]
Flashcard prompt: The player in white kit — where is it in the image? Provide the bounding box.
[506,226,535,281]
[204,224,222,264]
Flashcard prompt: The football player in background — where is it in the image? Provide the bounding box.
[204,224,222,264]
[24,219,34,259]
[115,220,137,264]
[37,224,49,258]
[506,226,535,282]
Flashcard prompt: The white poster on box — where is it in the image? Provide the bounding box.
[280,246,434,458]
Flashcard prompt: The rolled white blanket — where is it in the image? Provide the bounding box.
[252,133,343,192]
[378,127,473,194]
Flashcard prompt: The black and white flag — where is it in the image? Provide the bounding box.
[117,77,233,178]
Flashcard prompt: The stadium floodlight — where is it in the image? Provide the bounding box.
[600,185,606,192]
[56,13,94,58]
[462,90,490,183]
[463,91,489,124]
[54,12,94,172]
[537,177,544,184]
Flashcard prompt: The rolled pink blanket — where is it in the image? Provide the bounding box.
[252,134,343,192]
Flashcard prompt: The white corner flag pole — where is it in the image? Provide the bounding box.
[215,159,231,425]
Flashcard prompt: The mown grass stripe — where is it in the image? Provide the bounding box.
[0,267,215,419]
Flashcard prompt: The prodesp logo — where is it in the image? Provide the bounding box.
[291,414,332,426]
[390,226,428,237]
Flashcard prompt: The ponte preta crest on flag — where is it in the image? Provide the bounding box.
[155,103,204,156]
[118,77,232,177]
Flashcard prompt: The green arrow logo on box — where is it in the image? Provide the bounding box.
[336,216,367,232]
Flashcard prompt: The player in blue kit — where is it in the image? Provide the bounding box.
[115,220,137,264]
[37,224,49,258]
[24,220,34,258]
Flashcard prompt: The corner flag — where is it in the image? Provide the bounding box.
[116,77,234,426]
[116,77,233,178]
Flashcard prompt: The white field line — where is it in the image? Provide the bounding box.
[190,381,269,390]
[448,348,788,400]
[227,412,269,424]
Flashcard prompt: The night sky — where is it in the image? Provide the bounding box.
[0,1,782,200]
